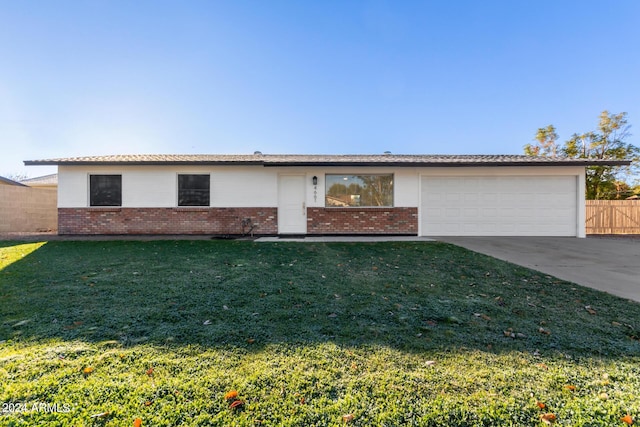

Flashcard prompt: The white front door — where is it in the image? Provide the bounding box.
[278,174,307,234]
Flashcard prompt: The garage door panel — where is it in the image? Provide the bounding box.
[421,176,577,236]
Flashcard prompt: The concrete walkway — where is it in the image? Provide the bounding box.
[436,236,640,302]
[255,235,434,242]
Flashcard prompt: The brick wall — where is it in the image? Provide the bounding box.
[307,207,418,234]
[58,206,418,235]
[58,207,277,235]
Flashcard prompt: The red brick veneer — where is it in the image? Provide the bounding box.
[307,207,418,234]
[58,207,278,235]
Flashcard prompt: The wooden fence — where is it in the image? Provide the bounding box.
[585,200,640,234]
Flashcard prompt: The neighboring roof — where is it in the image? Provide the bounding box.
[19,173,58,187]
[0,176,27,186]
[24,153,632,167]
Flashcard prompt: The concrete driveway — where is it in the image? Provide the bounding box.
[437,236,640,303]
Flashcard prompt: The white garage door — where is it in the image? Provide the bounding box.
[420,176,577,236]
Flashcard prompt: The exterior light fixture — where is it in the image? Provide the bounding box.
[312,176,318,185]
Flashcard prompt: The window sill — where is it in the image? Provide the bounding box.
[320,206,395,211]
[174,207,211,211]
[87,207,122,212]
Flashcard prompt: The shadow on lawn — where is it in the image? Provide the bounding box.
[1,240,639,358]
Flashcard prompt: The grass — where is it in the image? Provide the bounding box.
[0,239,639,426]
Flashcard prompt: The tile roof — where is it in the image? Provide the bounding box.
[24,153,631,167]
[0,176,27,186]
[19,173,58,186]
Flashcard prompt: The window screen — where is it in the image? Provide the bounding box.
[89,175,122,206]
[178,174,210,206]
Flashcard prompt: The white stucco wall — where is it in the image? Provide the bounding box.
[58,165,419,208]
[58,165,279,208]
[211,167,277,207]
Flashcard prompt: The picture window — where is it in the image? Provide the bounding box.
[325,174,393,207]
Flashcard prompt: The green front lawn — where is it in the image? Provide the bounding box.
[1,240,639,426]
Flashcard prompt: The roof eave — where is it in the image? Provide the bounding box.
[263,160,632,167]
[24,158,632,167]
[24,160,264,166]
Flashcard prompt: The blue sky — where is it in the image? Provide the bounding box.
[1,0,639,178]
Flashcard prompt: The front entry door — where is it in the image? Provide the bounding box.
[278,174,307,234]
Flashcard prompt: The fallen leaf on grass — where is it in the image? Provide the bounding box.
[584,305,597,315]
[537,401,546,409]
[82,366,94,377]
[90,411,110,418]
[224,390,238,401]
[473,313,491,320]
[146,368,154,377]
[564,385,576,391]
[621,414,634,425]
[503,328,526,339]
[540,413,556,424]
[425,360,436,366]
[64,321,84,330]
[538,327,551,335]
[229,400,244,410]
[12,319,31,327]
[144,401,152,407]
[134,418,142,427]
[342,413,355,422]
[203,320,212,325]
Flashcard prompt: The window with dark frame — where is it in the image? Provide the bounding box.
[325,174,394,207]
[89,175,122,206]
[178,174,210,206]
